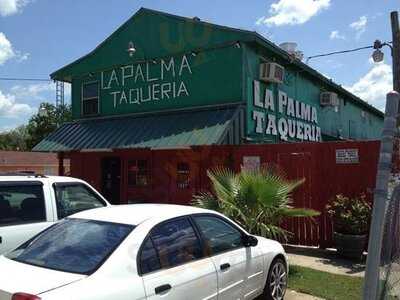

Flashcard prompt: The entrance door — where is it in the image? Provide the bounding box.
[101,157,121,204]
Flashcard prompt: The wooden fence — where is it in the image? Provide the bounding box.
[69,140,381,248]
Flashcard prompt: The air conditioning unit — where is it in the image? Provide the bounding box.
[260,63,285,84]
[320,92,339,106]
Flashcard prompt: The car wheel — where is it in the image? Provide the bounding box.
[263,258,287,300]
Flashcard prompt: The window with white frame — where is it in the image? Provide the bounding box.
[82,82,99,116]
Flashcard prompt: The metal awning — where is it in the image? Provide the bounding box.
[33,107,241,152]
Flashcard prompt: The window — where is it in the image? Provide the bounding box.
[177,163,190,189]
[54,183,106,219]
[146,218,202,271]
[139,238,161,274]
[128,160,150,187]
[0,183,46,226]
[193,216,243,255]
[7,218,134,274]
[82,82,99,116]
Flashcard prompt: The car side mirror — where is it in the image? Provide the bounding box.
[243,235,258,247]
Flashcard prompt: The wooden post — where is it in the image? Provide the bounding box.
[58,152,64,176]
[391,11,400,93]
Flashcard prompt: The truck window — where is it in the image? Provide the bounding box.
[0,183,46,226]
[54,183,106,219]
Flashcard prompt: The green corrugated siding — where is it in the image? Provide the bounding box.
[243,45,383,142]
[33,108,238,152]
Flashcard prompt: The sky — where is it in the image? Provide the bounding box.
[0,0,397,132]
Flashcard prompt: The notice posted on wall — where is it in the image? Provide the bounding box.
[335,148,359,164]
[242,156,261,171]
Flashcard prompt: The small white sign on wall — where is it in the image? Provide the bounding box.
[336,149,359,164]
[242,156,261,171]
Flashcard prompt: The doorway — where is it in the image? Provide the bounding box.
[101,157,121,204]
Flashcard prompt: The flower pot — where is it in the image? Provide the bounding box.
[333,232,367,260]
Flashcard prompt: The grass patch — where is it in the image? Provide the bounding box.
[288,265,363,300]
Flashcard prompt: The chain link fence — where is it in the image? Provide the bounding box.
[379,179,400,299]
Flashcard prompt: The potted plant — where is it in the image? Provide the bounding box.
[326,194,371,259]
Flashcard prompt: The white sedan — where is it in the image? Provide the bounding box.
[0,204,288,300]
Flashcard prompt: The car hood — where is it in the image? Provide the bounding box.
[0,256,86,299]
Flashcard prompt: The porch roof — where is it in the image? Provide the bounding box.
[33,107,240,152]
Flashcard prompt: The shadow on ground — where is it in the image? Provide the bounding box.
[285,245,366,277]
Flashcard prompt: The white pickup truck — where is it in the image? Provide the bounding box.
[0,174,110,254]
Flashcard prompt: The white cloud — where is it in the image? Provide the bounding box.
[350,16,367,39]
[0,32,15,65]
[10,82,71,104]
[0,0,31,17]
[10,82,55,99]
[15,51,29,62]
[0,81,71,132]
[345,61,392,111]
[0,32,29,65]
[256,0,330,26]
[329,30,345,40]
[0,89,34,118]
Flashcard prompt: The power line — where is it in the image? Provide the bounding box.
[0,77,51,82]
[306,41,393,63]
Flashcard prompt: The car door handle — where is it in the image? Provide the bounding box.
[220,263,231,271]
[0,236,2,244]
[155,284,172,295]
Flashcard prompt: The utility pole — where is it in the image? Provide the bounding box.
[363,11,400,300]
[392,11,400,93]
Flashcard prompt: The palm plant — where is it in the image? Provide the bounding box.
[192,166,319,241]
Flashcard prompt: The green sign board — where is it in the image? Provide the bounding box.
[74,46,243,118]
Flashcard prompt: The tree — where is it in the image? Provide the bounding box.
[192,166,320,241]
[26,103,72,150]
[0,126,29,151]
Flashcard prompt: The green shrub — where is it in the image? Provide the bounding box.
[192,166,319,241]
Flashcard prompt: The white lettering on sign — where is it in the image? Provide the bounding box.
[252,79,322,142]
[336,149,359,164]
[101,55,192,108]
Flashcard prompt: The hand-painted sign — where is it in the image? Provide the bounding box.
[75,46,243,118]
[251,80,322,142]
[101,55,192,108]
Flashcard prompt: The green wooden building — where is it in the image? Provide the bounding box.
[34,8,383,152]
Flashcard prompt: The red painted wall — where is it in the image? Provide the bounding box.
[68,141,380,248]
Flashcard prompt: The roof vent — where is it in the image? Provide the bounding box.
[193,16,200,21]
[279,42,304,61]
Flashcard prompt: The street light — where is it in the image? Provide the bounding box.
[372,49,384,63]
[372,39,393,63]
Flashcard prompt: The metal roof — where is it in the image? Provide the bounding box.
[33,107,239,152]
[50,7,383,118]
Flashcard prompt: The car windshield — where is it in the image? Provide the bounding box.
[6,218,134,275]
